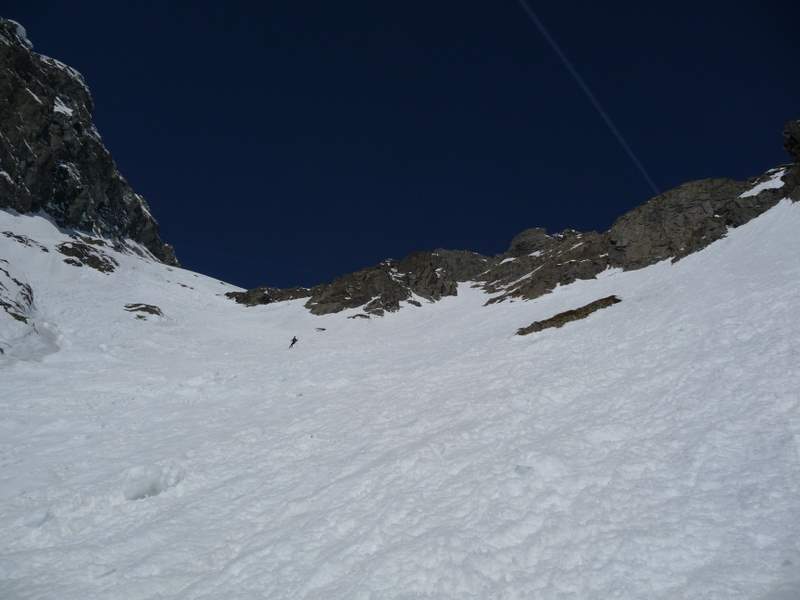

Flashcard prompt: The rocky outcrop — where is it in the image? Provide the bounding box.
[481,229,610,304]
[482,170,787,305]
[225,286,311,307]
[0,19,176,264]
[607,179,745,269]
[506,227,551,256]
[305,250,488,316]
[57,237,119,273]
[124,303,163,320]
[607,177,779,268]
[233,120,800,317]
[0,257,32,324]
[516,295,621,335]
[0,257,36,355]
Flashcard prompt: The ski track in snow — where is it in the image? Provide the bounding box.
[1,203,800,599]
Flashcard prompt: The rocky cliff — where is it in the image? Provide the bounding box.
[0,19,176,264]
[230,120,800,317]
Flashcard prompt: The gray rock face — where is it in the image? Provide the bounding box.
[516,295,621,336]
[305,261,410,316]
[234,120,800,316]
[305,250,488,317]
[507,227,552,256]
[481,229,610,305]
[608,178,752,268]
[485,172,786,304]
[57,238,119,273]
[225,286,311,307]
[0,257,33,324]
[0,19,176,264]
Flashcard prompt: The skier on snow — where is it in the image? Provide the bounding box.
[289,336,298,349]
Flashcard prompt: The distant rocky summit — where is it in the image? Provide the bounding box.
[0,18,176,264]
[232,120,799,317]
[2,17,797,314]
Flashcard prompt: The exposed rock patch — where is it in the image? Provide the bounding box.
[225,286,311,307]
[2,231,49,252]
[485,174,786,306]
[0,259,36,355]
[305,250,488,316]
[57,241,118,273]
[482,229,609,305]
[607,178,772,269]
[516,296,622,336]
[507,227,552,256]
[124,303,163,317]
[71,234,108,247]
[0,259,34,323]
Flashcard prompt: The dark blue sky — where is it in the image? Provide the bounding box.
[7,1,799,288]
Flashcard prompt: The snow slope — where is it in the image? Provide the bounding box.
[1,202,800,599]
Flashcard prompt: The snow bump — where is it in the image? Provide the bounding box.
[123,464,185,501]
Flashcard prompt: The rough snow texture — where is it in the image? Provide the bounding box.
[2,200,800,598]
[0,18,176,264]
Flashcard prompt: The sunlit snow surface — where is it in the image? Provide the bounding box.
[1,203,800,599]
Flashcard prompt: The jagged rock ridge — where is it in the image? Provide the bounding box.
[231,120,800,316]
[0,18,176,264]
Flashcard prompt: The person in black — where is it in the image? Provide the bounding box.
[289,336,298,349]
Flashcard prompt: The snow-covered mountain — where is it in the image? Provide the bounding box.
[2,17,800,600]
[0,19,176,265]
[232,160,795,319]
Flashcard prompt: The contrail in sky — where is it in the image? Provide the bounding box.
[516,0,661,196]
